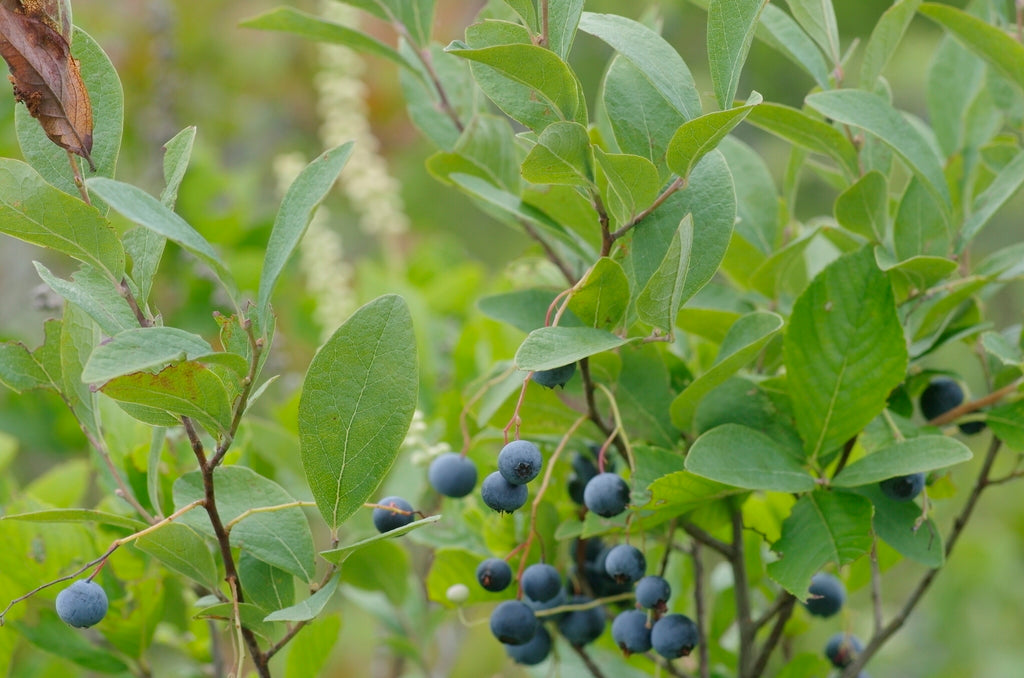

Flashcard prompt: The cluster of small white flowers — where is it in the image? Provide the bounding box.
[316,1,410,239]
[272,153,355,340]
[404,408,453,465]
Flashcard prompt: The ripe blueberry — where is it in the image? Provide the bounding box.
[879,472,925,502]
[522,563,562,603]
[825,632,863,668]
[635,575,671,611]
[604,544,646,584]
[611,609,652,655]
[583,472,630,518]
[428,452,478,498]
[532,363,576,389]
[372,496,415,533]
[477,557,513,592]
[803,572,845,618]
[56,580,108,628]
[557,596,606,647]
[505,623,552,665]
[584,545,633,597]
[651,613,699,659]
[490,599,538,645]
[919,377,964,420]
[498,440,543,485]
[481,471,528,513]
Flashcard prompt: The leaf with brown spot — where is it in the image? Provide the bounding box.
[0,1,93,169]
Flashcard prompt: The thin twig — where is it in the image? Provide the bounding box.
[752,591,795,632]
[731,509,754,678]
[520,218,577,284]
[681,521,734,559]
[692,542,710,678]
[609,176,686,241]
[749,595,796,677]
[869,539,884,633]
[571,643,610,678]
[839,436,1003,677]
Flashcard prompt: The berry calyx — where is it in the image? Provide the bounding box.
[497,440,543,485]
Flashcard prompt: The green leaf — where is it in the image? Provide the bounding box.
[707,0,768,110]
[135,522,220,591]
[718,136,779,254]
[86,177,237,301]
[15,27,123,199]
[547,0,584,60]
[834,170,887,243]
[858,484,943,567]
[33,262,137,337]
[767,490,873,598]
[784,247,907,459]
[477,289,581,333]
[666,91,762,180]
[161,126,196,208]
[745,103,859,178]
[520,121,594,188]
[694,376,803,451]
[258,143,354,324]
[919,3,1024,95]
[593,148,661,227]
[101,361,233,435]
[284,615,340,678]
[927,36,985,157]
[174,466,316,582]
[264,574,339,622]
[0,343,48,393]
[987,399,1024,450]
[1,508,145,531]
[670,312,784,428]
[60,303,99,437]
[241,7,422,76]
[755,4,830,89]
[893,177,950,259]
[319,514,442,564]
[298,295,418,530]
[514,326,631,371]
[601,55,687,175]
[400,42,473,151]
[859,0,922,87]
[578,12,702,119]
[617,350,680,450]
[636,214,694,332]
[447,23,582,132]
[876,249,958,302]
[239,552,295,613]
[647,470,746,515]
[567,257,630,329]
[981,331,1022,367]
[449,173,593,259]
[784,0,841,63]
[195,602,277,640]
[15,612,129,673]
[685,424,815,492]
[833,436,972,487]
[0,159,124,280]
[629,151,735,308]
[339,539,410,605]
[805,90,950,206]
[82,327,213,384]
[959,149,1024,250]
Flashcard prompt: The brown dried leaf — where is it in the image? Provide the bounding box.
[0,1,93,169]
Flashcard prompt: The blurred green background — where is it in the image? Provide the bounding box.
[1,0,1022,676]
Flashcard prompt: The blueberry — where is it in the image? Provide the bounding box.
[583,472,630,518]
[604,544,646,584]
[428,452,478,498]
[505,623,552,665]
[498,440,543,485]
[803,572,845,618]
[567,454,598,505]
[372,496,415,533]
[481,471,529,513]
[532,363,576,389]
[55,580,108,628]
[522,563,562,603]
[634,575,671,611]
[477,558,513,592]
[583,545,634,597]
[651,613,698,659]
[611,609,652,655]
[825,632,863,668]
[557,596,606,646]
[490,600,539,645]
[879,473,925,502]
[958,419,986,435]
[919,377,964,420]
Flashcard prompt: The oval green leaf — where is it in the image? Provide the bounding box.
[514,326,631,371]
[684,423,815,492]
[832,435,972,487]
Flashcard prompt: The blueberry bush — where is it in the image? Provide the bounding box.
[2,0,1024,676]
